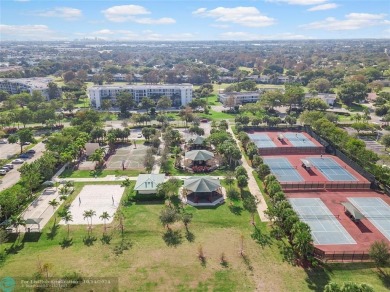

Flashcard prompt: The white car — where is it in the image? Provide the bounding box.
[0,169,7,175]
[12,159,24,164]
[137,134,143,138]
[5,164,14,169]
[0,139,7,144]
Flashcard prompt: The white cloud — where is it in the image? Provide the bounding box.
[210,24,230,29]
[267,0,327,5]
[307,3,338,11]
[0,24,65,40]
[302,13,389,30]
[102,5,175,24]
[34,7,82,20]
[219,31,310,40]
[193,7,275,27]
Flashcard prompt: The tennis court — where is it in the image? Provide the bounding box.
[284,132,316,147]
[106,144,148,170]
[248,133,276,148]
[348,197,390,241]
[308,157,357,181]
[263,157,303,182]
[289,198,356,245]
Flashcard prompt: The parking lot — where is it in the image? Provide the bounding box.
[0,143,21,159]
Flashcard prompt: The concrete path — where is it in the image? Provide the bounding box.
[227,127,269,222]
[20,187,63,232]
[57,175,226,183]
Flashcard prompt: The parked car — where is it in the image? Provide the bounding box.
[201,119,208,123]
[0,169,7,175]
[22,142,31,145]
[26,149,36,154]
[137,134,143,138]
[12,159,24,164]
[19,154,30,158]
[0,139,7,144]
[0,167,10,172]
[4,164,14,169]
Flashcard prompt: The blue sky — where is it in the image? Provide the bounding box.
[0,0,389,41]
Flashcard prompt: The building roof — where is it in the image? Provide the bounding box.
[184,177,221,193]
[134,174,165,191]
[185,150,214,161]
[186,135,205,145]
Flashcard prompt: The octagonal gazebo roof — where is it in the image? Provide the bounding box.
[185,150,214,161]
[184,177,221,193]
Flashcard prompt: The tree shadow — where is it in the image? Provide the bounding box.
[277,241,297,266]
[185,230,195,242]
[251,226,272,248]
[83,235,97,246]
[46,223,60,240]
[241,254,254,272]
[377,269,390,289]
[5,242,24,255]
[162,229,182,247]
[59,237,73,249]
[101,234,112,245]
[304,265,331,292]
[228,204,243,215]
[22,232,42,242]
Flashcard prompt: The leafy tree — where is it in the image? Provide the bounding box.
[338,81,368,106]
[17,128,34,153]
[369,240,390,269]
[260,90,283,109]
[159,207,179,230]
[284,84,305,110]
[303,98,329,111]
[308,78,331,93]
[63,71,76,83]
[141,97,155,113]
[243,196,257,225]
[252,155,263,169]
[224,171,235,190]
[179,106,194,127]
[257,164,271,180]
[235,166,248,178]
[116,92,134,114]
[156,96,172,112]
[381,134,390,151]
[157,178,181,205]
[237,175,248,193]
[298,110,325,125]
[19,162,42,196]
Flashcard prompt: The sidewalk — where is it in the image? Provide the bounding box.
[227,127,269,222]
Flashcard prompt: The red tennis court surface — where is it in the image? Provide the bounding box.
[246,130,324,155]
[265,154,371,190]
[286,190,390,254]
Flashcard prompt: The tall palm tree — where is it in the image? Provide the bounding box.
[48,199,60,213]
[99,211,111,234]
[10,215,26,237]
[83,210,92,233]
[61,211,73,238]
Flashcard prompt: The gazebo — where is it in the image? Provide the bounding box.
[182,177,224,206]
[186,136,206,150]
[184,150,215,172]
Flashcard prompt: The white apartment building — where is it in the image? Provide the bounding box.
[88,84,193,108]
[218,91,260,106]
[0,77,53,99]
[304,93,337,106]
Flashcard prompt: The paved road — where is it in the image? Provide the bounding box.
[0,142,46,191]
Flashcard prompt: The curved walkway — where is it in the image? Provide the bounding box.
[227,127,269,222]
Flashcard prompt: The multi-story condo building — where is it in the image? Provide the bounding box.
[88,84,193,108]
[0,77,53,99]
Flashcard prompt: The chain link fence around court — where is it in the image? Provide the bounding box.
[259,146,324,156]
[281,181,371,191]
[313,248,371,263]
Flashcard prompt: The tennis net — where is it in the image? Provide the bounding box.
[299,214,340,220]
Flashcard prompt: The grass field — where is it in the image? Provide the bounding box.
[198,109,236,121]
[1,181,388,291]
[59,168,145,178]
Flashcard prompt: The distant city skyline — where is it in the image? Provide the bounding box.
[0,0,389,41]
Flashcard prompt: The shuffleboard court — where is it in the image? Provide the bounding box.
[263,157,303,182]
[289,198,356,245]
[348,197,390,241]
[284,132,316,147]
[308,157,357,181]
[248,133,276,148]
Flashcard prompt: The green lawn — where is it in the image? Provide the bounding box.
[342,102,369,112]
[198,109,236,121]
[0,181,388,291]
[59,168,145,178]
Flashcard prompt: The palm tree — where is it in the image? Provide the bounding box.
[157,178,181,206]
[48,199,60,223]
[10,215,26,237]
[224,171,235,190]
[61,210,73,238]
[99,211,111,234]
[83,210,96,233]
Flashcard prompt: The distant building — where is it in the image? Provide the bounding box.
[218,91,260,106]
[304,93,337,106]
[88,84,193,108]
[0,77,54,99]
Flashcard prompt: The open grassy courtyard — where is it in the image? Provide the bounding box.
[0,182,389,291]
